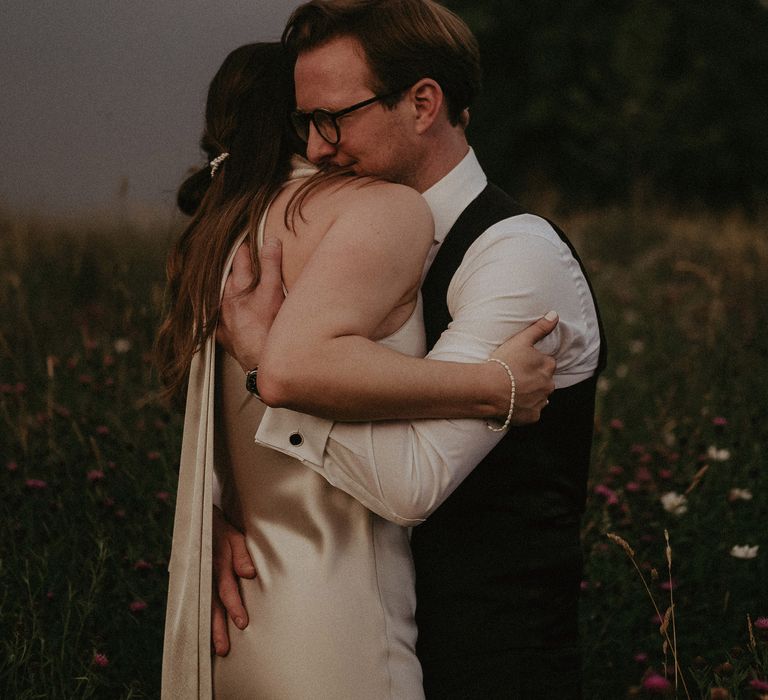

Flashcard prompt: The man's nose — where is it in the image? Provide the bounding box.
[305,123,337,164]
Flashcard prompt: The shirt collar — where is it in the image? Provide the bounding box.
[421,147,487,244]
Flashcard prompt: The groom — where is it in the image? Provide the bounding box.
[215,1,605,697]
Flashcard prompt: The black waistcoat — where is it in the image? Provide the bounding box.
[412,183,606,698]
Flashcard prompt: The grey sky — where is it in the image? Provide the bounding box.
[0,1,303,219]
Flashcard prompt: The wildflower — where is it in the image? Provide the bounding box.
[608,465,624,476]
[633,652,648,663]
[749,679,768,692]
[78,374,94,385]
[86,470,105,482]
[628,339,645,355]
[25,478,48,490]
[754,617,768,631]
[712,416,728,427]
[147,451,161,461]
[580,580,590,592]
[155,491,171,503]
[597,377,611,394]
[658,469,672,480]
[728,488,753,502]
[103,354,115,367]
[134,559,153,571]
[93,652,109,667]
[614,363,628,378]
[96,425,110,435]
[709,688,731,700]
[594,484,619,505]
[641,672,671,693]
[46,590,55,601]
[15,382,27,394]
[129,599,148,613]
[609,418,624,430]
[707,446,731,461]
[659,579,677,591]
[114,338,131,354]
[660,492,688,515]
[7,460,18,472]
[730,545,759,559]
[636,466,654,482]
[625,481,640,493]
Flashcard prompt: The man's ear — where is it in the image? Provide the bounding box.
[409,78,444,134]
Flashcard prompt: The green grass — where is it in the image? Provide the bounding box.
[1,207,766,698]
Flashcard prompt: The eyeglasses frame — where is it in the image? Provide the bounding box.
[291,84,415,145]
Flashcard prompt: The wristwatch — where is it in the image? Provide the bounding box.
[245,367,261,398]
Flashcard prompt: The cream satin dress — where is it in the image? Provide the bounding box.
[162,163,426,700]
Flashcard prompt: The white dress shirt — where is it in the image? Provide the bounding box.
[248,149,601,526]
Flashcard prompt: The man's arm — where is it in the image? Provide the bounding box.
[255,215,600,524]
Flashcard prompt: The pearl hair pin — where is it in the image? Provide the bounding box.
[209,152,230,177]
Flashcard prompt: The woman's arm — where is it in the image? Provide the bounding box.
[257,182,555,421]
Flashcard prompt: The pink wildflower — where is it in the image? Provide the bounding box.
[635,466,653,482]
[86,469,105,482]
[93,652,109,667]
[753,617,768,631]
[134,559,153,571]
[608,465,624,476]
[46,590,55,601]
[129,599,148,613]
[25,478,48,490]
[580,580,590,592]
[633,652,648,663]
[712,416,728,427]
[78,374,94,385]
[594,484,619,505]
[609,418,624,430]
[659,579,677,591]
[103,354,115,367]
[15,382,27,394]
[7,460,18,472]
[0,383,13,393]
[658,468,673,479]
[642,673,672,693]
[155,491,171,503]
[749,679,768,692]
[95,425,110,435]
[625,481,640,493]
[147,451,161,461]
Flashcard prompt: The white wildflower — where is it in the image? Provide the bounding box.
[615,364,628,379]
[729,488,753,501]
[730,545,759,559]
[628,340,645,355]
[660,491,688,515]
[114,338,132,354]
[597,377,611,394]
[623,309,639,325]
[707,446,731,462]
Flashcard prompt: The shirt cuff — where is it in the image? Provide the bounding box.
[254,407,334,466]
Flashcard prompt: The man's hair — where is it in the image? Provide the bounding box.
[283,0,481,125]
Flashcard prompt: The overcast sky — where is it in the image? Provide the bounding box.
[0,1,305,219]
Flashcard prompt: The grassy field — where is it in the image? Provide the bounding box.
[1,206,766,698]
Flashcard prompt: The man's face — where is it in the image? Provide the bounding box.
[294,36,418,186]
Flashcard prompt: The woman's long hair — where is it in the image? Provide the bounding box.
[155,43,301,403]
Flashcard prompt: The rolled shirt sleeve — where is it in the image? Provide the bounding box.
[254,213,600,525]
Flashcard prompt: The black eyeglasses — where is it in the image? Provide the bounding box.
[290,85,413,145]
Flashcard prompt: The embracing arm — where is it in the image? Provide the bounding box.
[257,185,555,422]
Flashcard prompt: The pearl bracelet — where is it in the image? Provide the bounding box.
[486,358,515,432]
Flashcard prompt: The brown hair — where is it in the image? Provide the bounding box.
[282,0,481,125]
[155,43,300,403]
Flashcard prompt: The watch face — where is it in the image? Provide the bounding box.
[245,369,259,395]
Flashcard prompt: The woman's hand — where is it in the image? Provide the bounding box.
[211,506,257,657]
[490,311,558,425]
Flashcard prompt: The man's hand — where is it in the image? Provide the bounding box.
[492,311,558,425]
[211,506,257,657]
[216,237,285,372]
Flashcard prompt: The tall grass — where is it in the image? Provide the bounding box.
[1,206,766,698]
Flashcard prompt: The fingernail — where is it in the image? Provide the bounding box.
[544,310,558,321]
[235,616,245,629]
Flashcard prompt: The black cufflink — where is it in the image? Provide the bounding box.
[289,432,303,447]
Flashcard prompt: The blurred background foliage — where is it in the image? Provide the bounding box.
[444,0,768,211]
